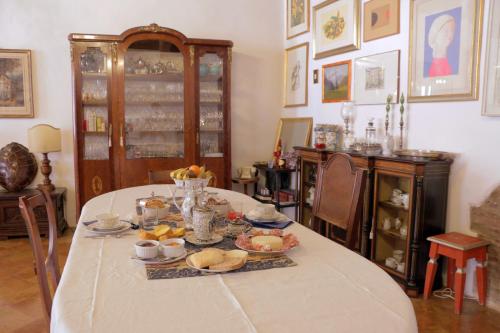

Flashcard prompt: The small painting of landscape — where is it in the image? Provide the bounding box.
[322,60,351,102]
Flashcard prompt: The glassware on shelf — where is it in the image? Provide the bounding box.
[84,134,109,160]
[80,47,106,73]
[341,102,355,149]
[365,118,377,145]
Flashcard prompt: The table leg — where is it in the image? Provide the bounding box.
[423,243,439,300]
[454,257,467,314]
[447,258,456,290]
[243,183,248,196]
[476,248,488,306]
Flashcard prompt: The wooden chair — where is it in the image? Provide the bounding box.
[312,153,367,250]
[18,188,61,327]
[148,169,174,184]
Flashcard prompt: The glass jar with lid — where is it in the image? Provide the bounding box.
[314,125,326,149]
[365,118,377,145]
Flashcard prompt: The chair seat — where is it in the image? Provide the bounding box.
[427,232,490,251]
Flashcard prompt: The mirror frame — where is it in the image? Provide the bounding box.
[274,117,313,152]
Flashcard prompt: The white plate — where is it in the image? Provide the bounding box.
[132,249,187,265]
[86,221,131,235]
[245,210,289,223]
[234,236,298,255]
[184,233,223,246]
[185,253,246,273]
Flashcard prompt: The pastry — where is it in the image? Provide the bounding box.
[251,235,283,251]
[139,230,158,241]
[153,225,171,238]
[145,198,165,209]
[209,257,244,271]
[189,248,225,269]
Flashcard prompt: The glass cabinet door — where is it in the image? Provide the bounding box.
[199,52,224,157]
[373,171,413,276]
[124,40,184,159]
[80,47,110,160]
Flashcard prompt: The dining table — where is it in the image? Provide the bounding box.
[51,185,418,333]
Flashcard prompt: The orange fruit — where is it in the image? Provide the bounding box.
[189,165,201,176]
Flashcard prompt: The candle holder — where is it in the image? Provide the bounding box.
[399,93,405,150]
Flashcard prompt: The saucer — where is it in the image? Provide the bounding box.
[86,221,130,234]
[245,210,289,223]
[131,249,187,265]
[184,233,223,246]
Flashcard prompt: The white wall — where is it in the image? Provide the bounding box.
[0,0,284,225]
[283,0,500,234]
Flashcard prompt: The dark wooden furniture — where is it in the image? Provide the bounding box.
[312,153,367,250]
[0,188,66,240]
[294,146,452,296]
[69,24,233,213]
[424,232,490,314]
[252,164,299,220]
[232,177,258,196]
[148,169,174,184]
[18,188,61,328]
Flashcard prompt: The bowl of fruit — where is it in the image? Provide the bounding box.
[170,165,217,188]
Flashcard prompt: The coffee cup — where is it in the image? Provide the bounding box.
[396,262,405,273]
[383,217,392,230]
[255,203,276,219]
[393,250,404,263]
[96,213,120,229]
[385,257,398,269]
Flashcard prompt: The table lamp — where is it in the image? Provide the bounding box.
[27,124,61,192]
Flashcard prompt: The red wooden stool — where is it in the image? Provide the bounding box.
[423,232,490,314]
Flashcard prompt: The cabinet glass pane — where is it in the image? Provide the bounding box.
[124,40,184,159]
[374,173,411,275]
[80,47,109,160]
[199,53,224,157]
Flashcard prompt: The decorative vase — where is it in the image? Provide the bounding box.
[0,142,38,192]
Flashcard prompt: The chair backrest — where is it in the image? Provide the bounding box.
[148,169,174,184]
[18,189,60,325]
[312,153,367,250]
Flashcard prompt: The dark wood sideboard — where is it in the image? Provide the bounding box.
[294,146,452,296]
[0,188,67,240]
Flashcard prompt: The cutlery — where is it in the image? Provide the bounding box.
[82,219,140,230]
[84,233,131,239]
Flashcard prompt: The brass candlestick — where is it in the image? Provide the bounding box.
[399,93,405,150]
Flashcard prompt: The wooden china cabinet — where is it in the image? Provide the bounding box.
[69,24,233,213]
[294,146,452,296]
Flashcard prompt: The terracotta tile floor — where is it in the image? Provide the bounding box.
[1,229,499,333]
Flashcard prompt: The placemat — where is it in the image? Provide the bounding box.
[145,236,297,280]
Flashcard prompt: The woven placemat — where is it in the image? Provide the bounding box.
[145,236,297,280]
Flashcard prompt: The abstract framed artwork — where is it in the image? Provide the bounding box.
[322,60,351,103]
[0,49,34,118]
[482,0,500,116]
[408,0,484,102]
[312,0,361,59]
[287,0,310,39]
[363,0,400,42]
[284,43,309,107]
[354,50,400,105]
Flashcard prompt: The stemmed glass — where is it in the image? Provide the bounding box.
[340,102,355,150]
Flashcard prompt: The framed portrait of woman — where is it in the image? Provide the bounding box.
[408,0,484,102]
[287,0,310,39]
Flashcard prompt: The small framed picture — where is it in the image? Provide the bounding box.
[482,0,500,116]
[408,0,484,102]
[313,0,361,59]
[363,0,400,42]
[322,60,351,103]
[284,43,309,107]
[287,0,310,39]
[354,50,400,105]
[0,49,34,118]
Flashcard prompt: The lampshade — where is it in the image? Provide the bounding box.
[27,124,62,153]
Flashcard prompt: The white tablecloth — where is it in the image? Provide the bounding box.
[52,185,417,333]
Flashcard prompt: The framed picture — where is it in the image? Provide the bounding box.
[312,0,361,59]
[284,43,309,107]
[0,49,34,118]
[322,60,351,103]
[408,0,484,102]
[363,0,400,42]
[354,50,400,105]
[287,0,310,39]
[482,0,500,116]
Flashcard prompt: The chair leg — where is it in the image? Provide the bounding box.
[424,243,439,300]
[476,261,487,306]
[447,258,456,290]
[454,259,467,314]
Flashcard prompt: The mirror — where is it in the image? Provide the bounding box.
[274,117,313,152]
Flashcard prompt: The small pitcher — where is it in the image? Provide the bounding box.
[192,206,215,241]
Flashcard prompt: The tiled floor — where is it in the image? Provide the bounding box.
[1,229,499,333]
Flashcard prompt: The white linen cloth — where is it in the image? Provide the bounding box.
[52,185,417,333]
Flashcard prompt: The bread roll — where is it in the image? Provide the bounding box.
[225,250,248,262]
[251,235,283,251]
[189,249,225,268]
[209,257,244,271]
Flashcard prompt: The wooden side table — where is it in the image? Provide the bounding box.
[232,178,258,196]
[423,232,490,314]
[0,188,67,240]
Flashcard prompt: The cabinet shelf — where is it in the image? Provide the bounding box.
[84,131,107,135]
[125,73,183,81]
[377,227,407,241]
[200,128,223,132]
[378,200,408,211]
[82,72,107,78]
[82,101,108,106]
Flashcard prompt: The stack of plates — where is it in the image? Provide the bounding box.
[85,221,131,235]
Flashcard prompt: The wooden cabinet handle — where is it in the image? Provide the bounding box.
[108,124,113,147]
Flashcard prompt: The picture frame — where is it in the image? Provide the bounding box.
[363,0,400,42]
[287,0,310,39]
[322,60,351,103]
[482,0,500,116]
[408,0,484,102]
[274,117,313,152]
[312,0,361,59]
[284,43,309,107]
[0,49,34,118]
[354,50,400,105]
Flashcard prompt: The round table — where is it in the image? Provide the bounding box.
[52,185,417,333]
